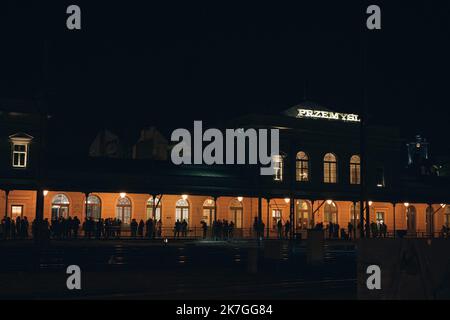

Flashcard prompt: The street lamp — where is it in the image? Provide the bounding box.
[404,202,410,208]
[284,198,290,203]
[181,194,188,201]
[368,201,373,206]
[43,190,49,196]
[237,196,243,202]
[120,192,127,198]
[326,199,333,205]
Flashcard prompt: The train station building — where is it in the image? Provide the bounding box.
[1,98,449,238]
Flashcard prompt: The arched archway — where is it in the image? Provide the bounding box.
[296,151,309,181]
[324,201,338,224]
[229,199,243,228]
[296,200,311,230]
[175,198,190,224]
[323,153,337,183]
[350,155,361,184]
[86,195,101,221]
[146,197,162,221]
[202,198,215,226]
[116,196,132,224]
[51,194,70,220]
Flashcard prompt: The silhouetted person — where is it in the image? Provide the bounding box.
[130,219,138,237]
[174,220,181,238]
[284,220,291,239]
[348,222,354,240]
[181,219,188,237]
[277,220,283,239]
[73,216,80,238]
[138,219,144,237]
[201,221,207,239]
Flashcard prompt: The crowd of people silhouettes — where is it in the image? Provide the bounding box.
[3,214,449,240]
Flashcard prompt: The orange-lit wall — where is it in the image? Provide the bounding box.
[1,190,447,234]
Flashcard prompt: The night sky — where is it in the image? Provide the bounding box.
[2,1,450,156]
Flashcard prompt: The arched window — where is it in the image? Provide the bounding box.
[350,155,361,185]
[406,205,416,234]
[51,194,70,220]
[445,206,450,228]
[176,198,190,224]
[273,155,283,181]
[350,202,360,226]
[426,206,434,236]
[146,197,162,221]
[323,153,337,183]
[86,195,101,221]
[296,151,309,182]
[296,200,311,230]
[202,199,215,226]
[116,196,132,224]
[229,199,243,228]
[324,201,338,224]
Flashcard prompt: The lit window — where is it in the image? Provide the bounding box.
[11,205,23,219]
[273,155,283,181]
[323,153,337,183]
[272,209,282,228]
[116,196,132,224]
[230,199,243,228]
[350,203,360,225]
[86,195,102,221]
[51,194,70,220]
[12,143,28,168]
[324,201,338,223]
[176,198,190,224]
[147,197,162,221]
[9,133,33,169]
[296,151,309,182]
[202,199,215,226]
[376,211,385,222]
[296,200,310,230]
[350,155,361,185]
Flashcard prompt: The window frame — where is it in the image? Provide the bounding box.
[12,142,28,168]
[296,151,310,182]
[273,155,284,181]
[323,153,338,184]
[11,205,24,219]
[349,155,361,185]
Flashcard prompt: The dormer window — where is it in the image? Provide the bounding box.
[9,133,33,169]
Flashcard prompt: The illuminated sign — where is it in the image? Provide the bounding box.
[296,109,360,122]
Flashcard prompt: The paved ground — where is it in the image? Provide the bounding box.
[0,239,356,299]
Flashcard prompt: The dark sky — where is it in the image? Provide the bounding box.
[2,1,450,155]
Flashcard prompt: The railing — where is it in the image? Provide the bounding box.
[0,226,449,240]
